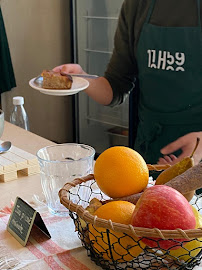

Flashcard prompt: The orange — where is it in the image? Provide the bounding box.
[94,146,149,198]
[89,201,145,262]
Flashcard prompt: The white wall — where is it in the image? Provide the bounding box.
[1,0,73,143]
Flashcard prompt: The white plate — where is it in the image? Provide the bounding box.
[29,76,89,96]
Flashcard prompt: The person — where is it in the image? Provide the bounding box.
[0,7,16,107]
[54,0,202,166]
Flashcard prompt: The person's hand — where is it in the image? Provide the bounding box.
[52,64,86,75]
[157,132,202,165]
[157,154,178,165]
[53,63,113,105]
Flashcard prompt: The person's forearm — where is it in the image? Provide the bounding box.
[84,77,113,106]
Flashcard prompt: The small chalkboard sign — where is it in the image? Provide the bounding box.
[7,197,51,246]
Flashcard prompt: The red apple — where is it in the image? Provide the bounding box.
[131,185,196,250]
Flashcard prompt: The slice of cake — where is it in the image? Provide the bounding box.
[41,70,73,89]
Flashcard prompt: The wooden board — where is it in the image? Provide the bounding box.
[0,140,40,182]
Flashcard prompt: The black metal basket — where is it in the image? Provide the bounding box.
[59,174,202,270]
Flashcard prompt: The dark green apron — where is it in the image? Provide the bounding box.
[0,7,16,93]
[135,0,202,164]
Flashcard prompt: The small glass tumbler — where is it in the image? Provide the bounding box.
[0,110,4,138]
[37,143,95,216]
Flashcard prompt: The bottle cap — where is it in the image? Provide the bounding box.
[13,96,24,105]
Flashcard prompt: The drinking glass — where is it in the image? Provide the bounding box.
[0,110,4,138]
[37,143,95,216]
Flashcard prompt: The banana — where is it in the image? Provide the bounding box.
[75,198,102,244]
[76,198,102,231]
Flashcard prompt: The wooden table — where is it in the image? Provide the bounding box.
[0,121,55,208]
[1,122,202,270]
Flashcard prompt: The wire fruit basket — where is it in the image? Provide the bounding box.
[59,173,202,270]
